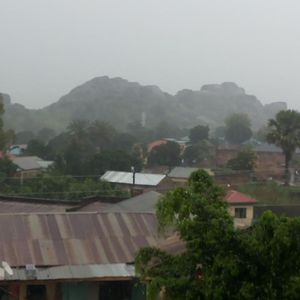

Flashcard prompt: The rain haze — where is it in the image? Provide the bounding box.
[1,0,300,109]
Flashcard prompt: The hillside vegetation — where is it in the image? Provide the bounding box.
[2,77,287,133]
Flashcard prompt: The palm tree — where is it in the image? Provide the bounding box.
[267,110,300,185]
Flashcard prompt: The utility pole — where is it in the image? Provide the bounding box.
[131,166,135,196]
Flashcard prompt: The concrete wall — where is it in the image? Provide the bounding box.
[228,205,254,228]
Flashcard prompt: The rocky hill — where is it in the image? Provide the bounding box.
[2,77,287,133]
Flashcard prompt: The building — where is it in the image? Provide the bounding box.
[0,211,167,300]
[101,171,173,193]
[12,156,54,178]
[168,167,214,186]
[8,144,27,156]
[225,190,257,228]
[216,143,287,180]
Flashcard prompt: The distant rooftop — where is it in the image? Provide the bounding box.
[12,156,54,171]
[168,167,214,179]
[225,190,257,204]
[101,171,166,186]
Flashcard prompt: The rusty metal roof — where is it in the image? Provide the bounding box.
[0,200,73,213]
[0,212,159,267]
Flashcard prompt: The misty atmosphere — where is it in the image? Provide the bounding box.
[1,1,300,299]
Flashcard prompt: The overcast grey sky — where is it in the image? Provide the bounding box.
[1,0,300,109]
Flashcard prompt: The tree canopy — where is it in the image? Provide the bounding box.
[136,170,300,299]
[225,113,252,144]
[189,125,209,144]
[147,141,181,167]
[267,110,300,185]
[227,148,257,171]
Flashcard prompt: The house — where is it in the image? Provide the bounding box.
[168,167,214,186]
[101,170,173,193]
[225,190,257,228]
[216,143,287,180]
[0,211,168,300]
[8,144,27,156]
[12,156,54,177]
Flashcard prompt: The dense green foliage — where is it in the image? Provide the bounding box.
[2,79,286,134]
[148,141,181,167]
[225,113,252,144]
[183,141,212,165]
[189,125,209,143]
[1,173,127,200]
[267,110,300,185]
[227,148,257,171]
[136,170,300,299]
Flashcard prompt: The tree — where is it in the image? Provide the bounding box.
[183,140,212,165]
[148,141,181,167]
[136,170,300,299]
[189,125,209,144]
[227,148,257,171]
[15,130,35,144]
[87,120,116,152]
[37,128,56,144]
[0,96,15,150]
[88,150,142,175]
[267,110,300,185]
[136,170,234,299]
[26,139,47,158]
[225,113,252,144]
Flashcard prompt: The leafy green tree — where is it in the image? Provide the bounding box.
[136,170,233,299]
[110,133,137,152]
[0,156,17,183]
[225,113,252,144]
[15,130,35,144]
[0,96,15,150]
[89,150,142,175]
[189,125,209,144]
[37,128,56,144]
[267,110,300,185]
[88,120,116,151]
[227,148,257,171]
[148,141,181,167]
[26,139,47,158]
[183,140,212,165]
[136,170,300,299]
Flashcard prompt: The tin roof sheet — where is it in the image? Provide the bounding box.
[5,264,135,281]
[225,190,257,204]
[0,212,159,267]
[101,171,166,186]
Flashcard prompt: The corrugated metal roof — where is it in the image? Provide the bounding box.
[101,171,166,186]
[0,212,159,267]
[0,200,73,213]
[168,167,214,179]
[12,156,53,171]
[225,190,257,204]
[5,264,135,281]
[78,191,162,213]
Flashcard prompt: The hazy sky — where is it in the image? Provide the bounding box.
[1,0,300,109]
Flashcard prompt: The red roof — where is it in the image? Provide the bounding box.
[225,190,257,204]
[147,140,167,152]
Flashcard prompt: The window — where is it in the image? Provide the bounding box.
[235,207,247,219]
[26,285,47,300]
